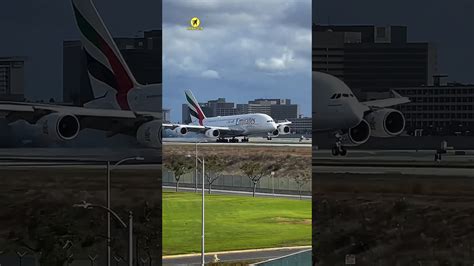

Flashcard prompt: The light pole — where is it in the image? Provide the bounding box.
[106,157,144,266]
[195,141,198,193]
[271,171,275,196]
[187,153,205,266]
[74,201,134,266]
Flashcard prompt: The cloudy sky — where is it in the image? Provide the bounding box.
[314,0,474,84]
[0,0,161,101]
[163,0,312,122]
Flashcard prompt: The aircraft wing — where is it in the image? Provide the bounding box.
[361,90,410,108]
[276,120,292,126]
[0,102,161,136]
[163,123,244,136]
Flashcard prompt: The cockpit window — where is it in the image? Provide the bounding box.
[342,93,349,97]
[335,93,341,99]
[267,120,274,123]
[330,93,337,99]
[350,94,354,97]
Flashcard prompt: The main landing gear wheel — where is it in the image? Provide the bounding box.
[230,138,239,143]
[267,136,272,140]
[241,138,249,143]
[331,145,347,156]
[216,138,229,143]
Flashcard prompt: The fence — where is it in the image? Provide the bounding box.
[162,168,311,195]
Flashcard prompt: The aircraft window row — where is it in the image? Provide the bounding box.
[330,93,354,99]
[267,120,274,123]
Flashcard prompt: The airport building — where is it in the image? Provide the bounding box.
[394,77,474,135]
[288,116,312,134]
[0,57,25,101]
[163,109,171,123]
[313,24,438,99]
[63,30,162,105]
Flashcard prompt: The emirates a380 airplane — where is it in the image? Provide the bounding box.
[163,90,292,143]
[313,71,410,156]
[0,0,162,148]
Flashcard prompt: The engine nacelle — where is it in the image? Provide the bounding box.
[36,113,80,141]
[136,120,162,148]
[174,126,188,136]
[340,119,371,146]
[278,125,290,135]
[205,128,220,138]
[365,109,405,138]
[271,129,279,137]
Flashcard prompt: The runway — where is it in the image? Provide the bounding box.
[313,165,474,177]
[163,137,311,147]
[313,149,474,163]
[0,148,161,163]
[162,246,311,265]
[163,186,311,199]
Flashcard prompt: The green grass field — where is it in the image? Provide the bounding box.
[162,191,311,255]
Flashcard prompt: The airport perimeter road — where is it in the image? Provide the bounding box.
[162,246,311,265]
[163,186,311,200]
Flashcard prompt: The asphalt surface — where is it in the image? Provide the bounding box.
[313,149,474,162]
[163,137,311,147]
[0,148,161,162]
[163,186,311,199]
[162,247,311,265]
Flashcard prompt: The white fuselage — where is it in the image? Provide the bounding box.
[192,113,278,137]
[312,71,365,131]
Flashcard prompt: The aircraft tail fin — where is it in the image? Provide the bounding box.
[185,90,206,126]
[71,0,139,110]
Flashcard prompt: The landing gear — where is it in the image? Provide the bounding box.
[230,138,239,143]
[241,137,249,143]
[331,145,347,156]
[216,138,229,143]
[267,136,272,140]
[331,138,347,156]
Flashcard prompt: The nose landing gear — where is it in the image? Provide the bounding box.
[331,137,348,156]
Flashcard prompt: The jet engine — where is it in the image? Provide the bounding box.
[136,120,162,148]
[271,129,279,137]
[36,113,80,141]
[340,119,371,146]
[278,125,290,135]
[365,109,405,138]
[205,128,220,138]
[174,126,188,136]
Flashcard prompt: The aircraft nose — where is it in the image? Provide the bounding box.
[271,122,278,130]
[346,103,364,128]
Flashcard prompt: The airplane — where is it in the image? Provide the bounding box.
[0,0,162,148]
[163,90,292,143]
[313,71,410,156]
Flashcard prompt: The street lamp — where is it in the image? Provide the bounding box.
[106,156,144,266]
[73,201,134,266]
[186,153,205,266]
[271,171,275,196]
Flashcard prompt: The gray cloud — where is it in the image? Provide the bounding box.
[163,0,312,122]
